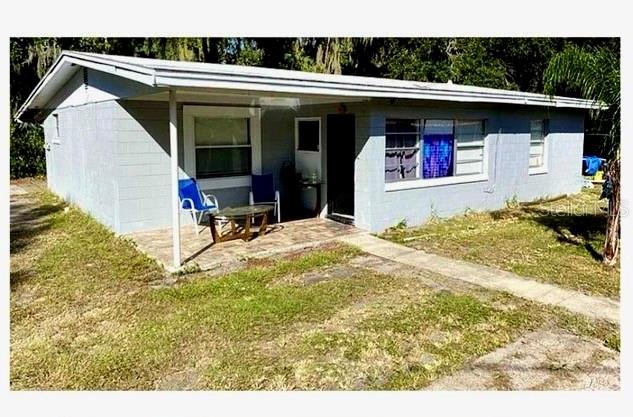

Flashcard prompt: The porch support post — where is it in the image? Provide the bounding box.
[169,89,181,268]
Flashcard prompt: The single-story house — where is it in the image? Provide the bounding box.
[16,51,598,267]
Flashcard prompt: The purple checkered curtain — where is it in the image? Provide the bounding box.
[423,120,454,178]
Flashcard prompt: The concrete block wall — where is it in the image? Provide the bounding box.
[113,100,302,233]
[353,112,383,231]
[112,100,176,233]
[43,96,584,236]
[358,101,585,232]
[43,101,118,230]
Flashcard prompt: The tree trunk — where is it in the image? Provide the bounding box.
[603,156,620,266]
[202,38,221,63]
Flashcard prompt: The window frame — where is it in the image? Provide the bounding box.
[454,119,487,177]
[194,118,252,179]
[384,116,489,191]
[51,113,61,144]
[528,119,549,175]
[385,118,421,183]
[295,117,322,153]
[183,105,262,190]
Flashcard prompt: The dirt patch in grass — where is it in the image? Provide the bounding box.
[380,188,620,299]
[427,328,619,390]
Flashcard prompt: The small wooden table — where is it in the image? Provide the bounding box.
[208,205,274,243]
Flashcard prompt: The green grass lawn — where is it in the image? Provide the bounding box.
[380,188,620,299]
[10,182,619,389]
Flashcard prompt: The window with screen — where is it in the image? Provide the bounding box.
[529,119,548,169]
[194,117,251,178]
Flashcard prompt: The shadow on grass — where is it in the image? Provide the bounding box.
[521,207,606,262]
[10,199,66,255]
[9,269,33,289]
[181,223,287,265]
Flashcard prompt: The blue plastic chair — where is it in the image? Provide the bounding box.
[178,178,219,234]
[249,173,281,223]
[582,156,605,176]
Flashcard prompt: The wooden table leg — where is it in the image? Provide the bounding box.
[209,214,218,243]
[259,212,268,235]
[243,214,251,241]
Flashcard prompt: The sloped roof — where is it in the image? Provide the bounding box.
[16,50,601,122]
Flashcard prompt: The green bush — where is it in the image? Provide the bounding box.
[10,120,46,179]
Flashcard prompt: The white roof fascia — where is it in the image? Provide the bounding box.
[154,72,600,109]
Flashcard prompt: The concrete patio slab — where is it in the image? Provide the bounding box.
[127,218,361,273]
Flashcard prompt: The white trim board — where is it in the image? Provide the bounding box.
[183,105,262,190]
[385,173,489,191]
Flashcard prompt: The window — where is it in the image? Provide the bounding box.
[385,119,420,182]
[529,119,548,170]
[385,118,486,183]
[52,114,60,143]
[194,117,251,178]
[455,120,486,176]
[184,106,261,188]
[296,118,320,152]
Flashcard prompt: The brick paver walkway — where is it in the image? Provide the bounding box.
[337,233,619,323]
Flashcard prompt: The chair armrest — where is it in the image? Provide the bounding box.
[180,198,195,211]
[202,193,219,210]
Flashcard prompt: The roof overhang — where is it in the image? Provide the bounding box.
[15,52,156,122]
[15,50,606,123]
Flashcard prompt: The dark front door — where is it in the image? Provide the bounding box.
[326,113,355,217]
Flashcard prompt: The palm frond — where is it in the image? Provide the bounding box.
[544,45,620,159]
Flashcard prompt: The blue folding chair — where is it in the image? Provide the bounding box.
[249,173,281,223]
[178,178,219,234]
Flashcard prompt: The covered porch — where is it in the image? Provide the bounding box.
[139,87,367,269]
[128,217,360,273]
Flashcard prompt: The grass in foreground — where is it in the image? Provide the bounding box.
[380,188,620,299]
[10,182,619,389]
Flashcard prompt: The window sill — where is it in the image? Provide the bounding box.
[528,167,548,176]
[196,175,251,190]
[385,173,488,191]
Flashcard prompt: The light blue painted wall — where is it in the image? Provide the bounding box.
[42,90,584,236]
[111,101,303,233]
[43,101,119,229]
[110,100,174,233]
[356,101,585,232]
